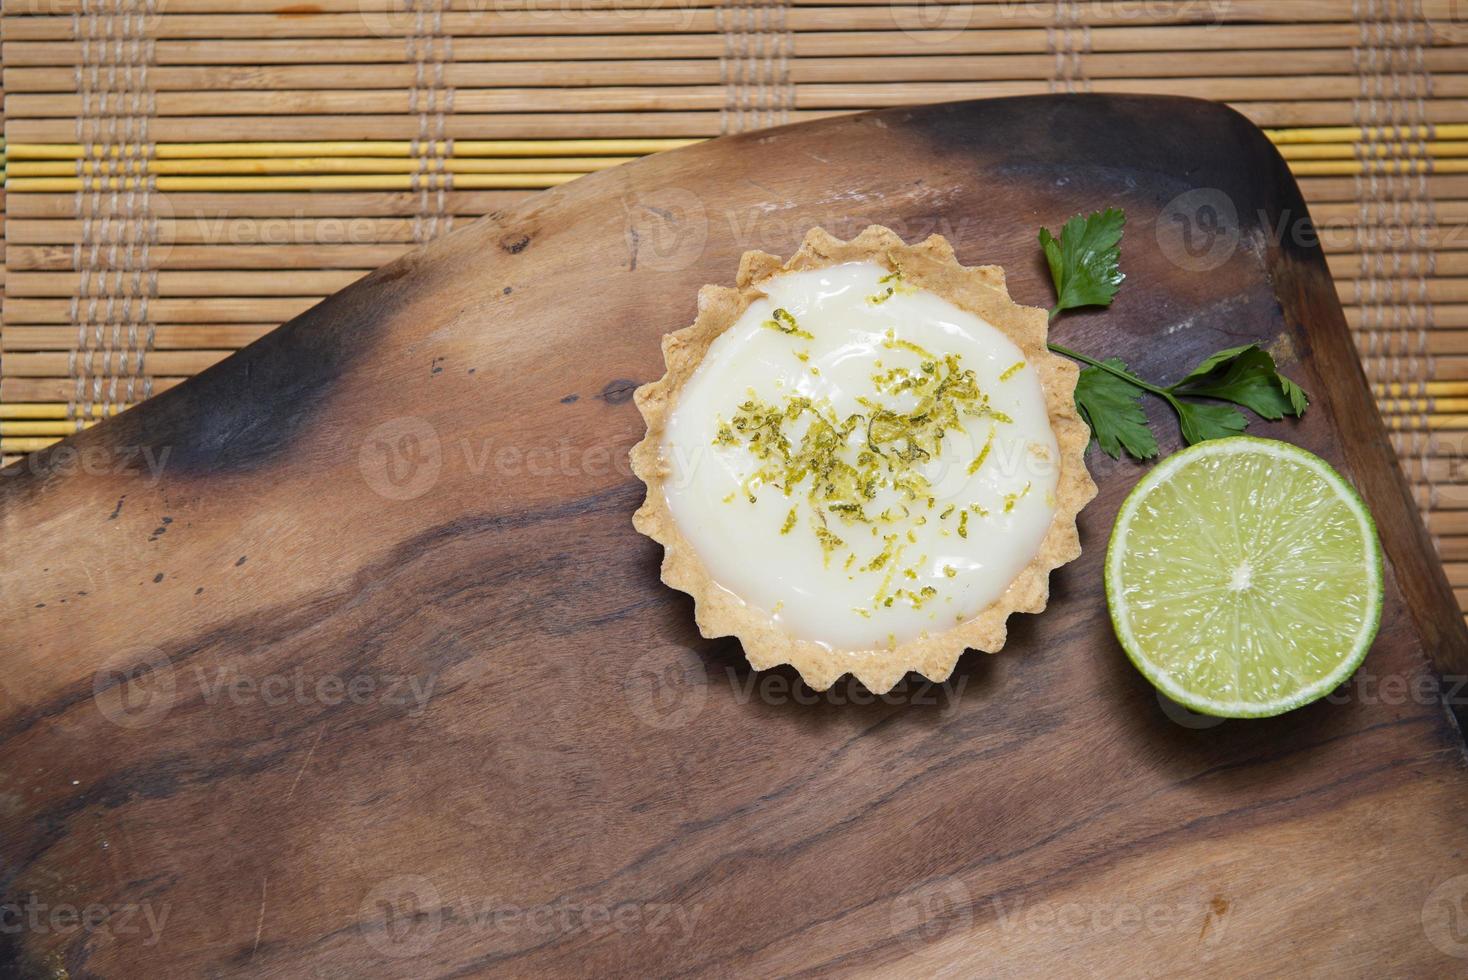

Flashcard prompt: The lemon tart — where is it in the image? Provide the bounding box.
[631,226,1096,693]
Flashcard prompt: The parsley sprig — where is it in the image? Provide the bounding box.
[1039,208,1309,460]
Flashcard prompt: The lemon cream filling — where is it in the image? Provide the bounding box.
[661,261,1060,650]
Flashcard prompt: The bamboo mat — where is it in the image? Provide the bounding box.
[2,0,1468,604]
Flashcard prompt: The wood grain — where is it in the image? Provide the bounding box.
[1,95,1466,978]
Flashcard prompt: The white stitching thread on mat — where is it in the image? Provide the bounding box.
[717,0,793,134]
[1048,0,1090,95]
[407,0,454,242]
[1352,0,1437,519]
[71,0,158,429]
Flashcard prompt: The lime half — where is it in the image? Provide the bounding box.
[1106,436,1383,718]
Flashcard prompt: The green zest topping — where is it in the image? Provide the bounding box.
[762,307,813,339]
[1003,482,1032,513]
[867,267,915,305]
[967,425,996,476]
[712,335,1028,608]
[1000,360,1026,381]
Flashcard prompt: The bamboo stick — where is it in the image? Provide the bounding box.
[1344,285,1466,308]
[2,325,277,349]
[1329,253,1468,278]
[1,379,183,402]
[6,191,527,218]
[1428,359,1468,383]
[1345,303,1468,329]
[12,100,1468,143]
[2,438,63,454]
[8,270,362,297]
[4,5,1407,43]
[1387,416,1468,432]
[12,50,1468,93]
[1270,124,1468,144]
[3,351,234,377]
[1376,382,1468,398]
[3,298,319,324]
[1297,175,1468,203]
[6,0,1420,11]
[1,26,1384,68]
[1381,398,1468,414]
[8,157,637,176]
[1280,142,1468,161]
[3,113,776,142]
[7,218,428,244]
[6,244,404,271]
[0,403,127,419]
[10,77,1467,119]
[6,173,583,192]
[12,163,1468,192]
[5,139,695,160]
[1,420,97,437]
[1293,160,1468,176]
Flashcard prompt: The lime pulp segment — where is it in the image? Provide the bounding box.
[1105,436,1383,718]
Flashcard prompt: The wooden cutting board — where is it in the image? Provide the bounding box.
[3,95,1467,978]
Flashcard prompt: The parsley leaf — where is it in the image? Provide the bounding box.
[1039,208,1126,319]
[1170,344,1310,421]
[1074,359,1159,460]
[1040,208,1311,461]
[1173,399,1248,445]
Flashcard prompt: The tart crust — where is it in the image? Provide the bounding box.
[631,225,1097,694]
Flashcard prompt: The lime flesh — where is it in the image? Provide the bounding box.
[1105,436,1383,718]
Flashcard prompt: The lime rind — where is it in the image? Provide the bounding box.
[1104,436,1383,719]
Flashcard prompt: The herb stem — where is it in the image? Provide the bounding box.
[1045,342,1171,398]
